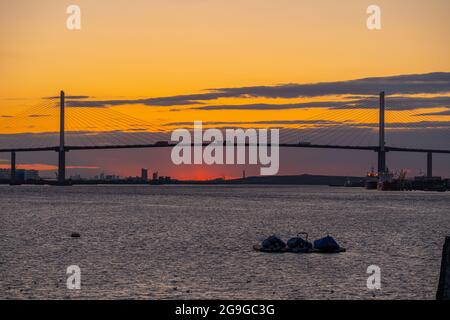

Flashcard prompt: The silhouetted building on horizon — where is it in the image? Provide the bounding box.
[70,174,82,181]
[0,168,40,182]
[141,168,148,181]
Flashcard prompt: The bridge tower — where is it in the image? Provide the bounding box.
[378,91,386,174]
[427,152,433,178]
[58,90,66,185]
[10,151,16,185]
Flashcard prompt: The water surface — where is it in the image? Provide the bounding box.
[1,185,449,299]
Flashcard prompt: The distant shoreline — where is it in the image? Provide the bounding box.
[0,174,365,187]
[2,174,449,189]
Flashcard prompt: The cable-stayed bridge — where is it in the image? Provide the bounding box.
[1,91,449,185]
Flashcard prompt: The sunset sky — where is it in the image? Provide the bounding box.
[1,0,449,179]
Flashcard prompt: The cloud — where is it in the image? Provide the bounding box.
[127,128,150,131]
[415,108,450,116]
[207,72,450,99]
[187,96,450,111]
[66,96,209,108]
[44,95,90,99]
[191,102,350,111]
[28,114,50,118]
[165,120,338,126]
[64,72,450,109]
[331,96,450,110]
[0,163,99,171]
[67,165,99,169]
[0,163,58,171]
[365,121,450,129]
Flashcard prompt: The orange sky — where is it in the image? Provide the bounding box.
[1,1,449,103]
[1,1,450,178]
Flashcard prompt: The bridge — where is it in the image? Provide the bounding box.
[1,91,449,184]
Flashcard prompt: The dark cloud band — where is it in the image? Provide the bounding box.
[62,72,450,109]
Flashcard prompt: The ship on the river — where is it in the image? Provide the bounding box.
[365,167,378,190]
[376,169,447,192]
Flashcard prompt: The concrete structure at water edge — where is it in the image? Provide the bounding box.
[437,236,450,300]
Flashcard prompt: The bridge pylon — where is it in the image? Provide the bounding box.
[57,90,66,185]
[10,151,17,185]
[378,91,387,175]
[427,152,433,178]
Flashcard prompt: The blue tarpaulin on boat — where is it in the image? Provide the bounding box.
[287,237,312,249]
[262,236,286,249]
[313,236,340,250]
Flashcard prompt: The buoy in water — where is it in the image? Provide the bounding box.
[70,232,81,238]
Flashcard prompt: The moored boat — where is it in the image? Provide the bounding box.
[365,167,378,190]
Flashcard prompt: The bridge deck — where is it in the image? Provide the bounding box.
[0,143,449,154]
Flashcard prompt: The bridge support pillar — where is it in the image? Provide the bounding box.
[58,149,66,184]
[378,150,386,175]
[427,152,433,178]
[377,91,386,174]
[10,151,16,185]
[58,90,66,185]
